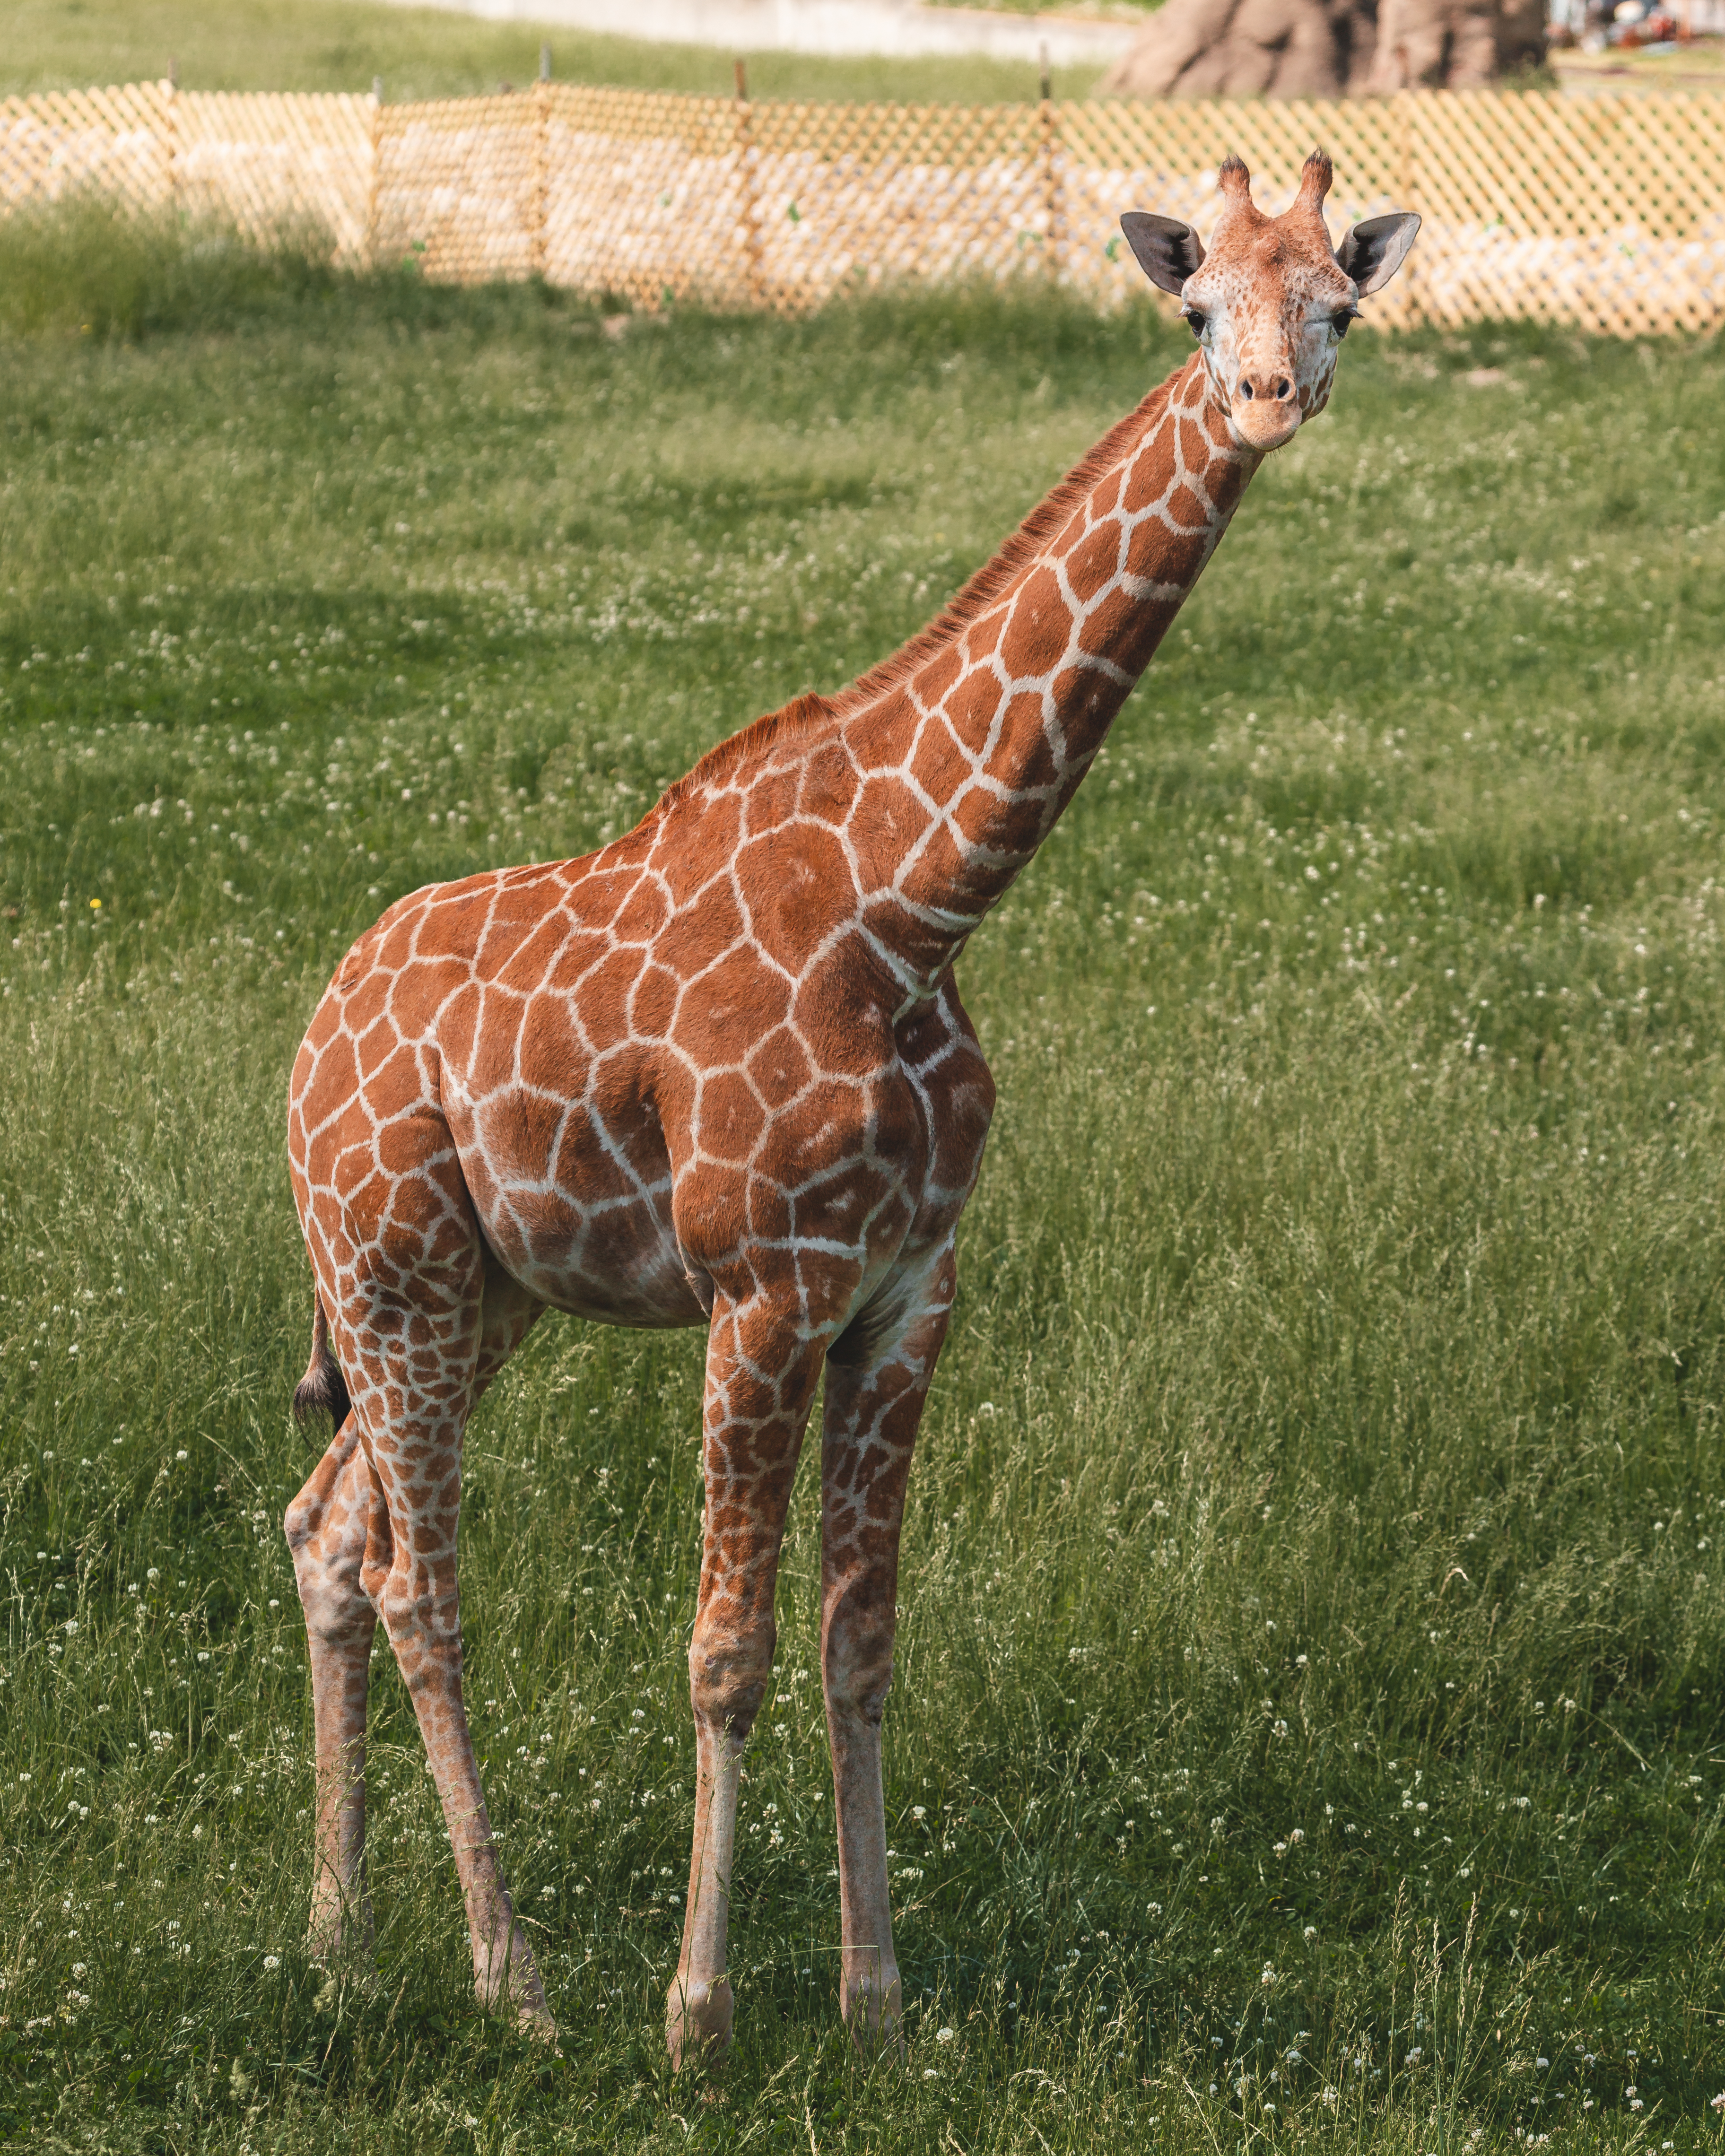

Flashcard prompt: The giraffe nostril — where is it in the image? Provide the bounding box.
[1274,378,1292,401]
[1237,380,1254,401]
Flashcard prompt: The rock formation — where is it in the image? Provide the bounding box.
[1099,0,1544,98]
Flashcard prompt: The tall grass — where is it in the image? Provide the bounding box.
[0,200,349,344]
[2,215,1725,2151]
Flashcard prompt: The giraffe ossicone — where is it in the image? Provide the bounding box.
[284,151,1418,2063]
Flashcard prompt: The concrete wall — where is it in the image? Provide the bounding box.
[376,0,1138,69]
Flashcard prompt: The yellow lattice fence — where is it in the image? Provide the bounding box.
[0,82,376,263]
[0,82,176,217]
[3,78,1723,335]
[178,92,375,262]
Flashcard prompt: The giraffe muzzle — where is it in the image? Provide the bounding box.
[1231,372,1302,451]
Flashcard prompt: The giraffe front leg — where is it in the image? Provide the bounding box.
[820,1259,956,2050]
[668,1299,827,2068]
[285,1416,381,1967]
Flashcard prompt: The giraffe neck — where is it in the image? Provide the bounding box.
[837,351,1259,996]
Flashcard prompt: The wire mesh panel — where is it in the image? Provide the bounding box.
[0,82,174,216]
[747,99,1049,307]
[1404,91,1725,333]
[374,93,540,285]
[177,93,374,262]
[544,86,750,309]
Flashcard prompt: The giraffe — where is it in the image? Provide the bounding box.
[283,151,1418,2062]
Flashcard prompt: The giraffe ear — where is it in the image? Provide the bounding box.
[1119,212,1205,297]
[1338,213,1421,295]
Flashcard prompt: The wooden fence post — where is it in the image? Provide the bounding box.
[163,68,178,217]
[734,58,765,312]
[366,81,382,272]
[1038,43,1060,285]
[531,78,550,280]
[1389,91,1418,327]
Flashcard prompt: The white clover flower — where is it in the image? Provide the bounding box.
[263,1955,280,1971]
[936,2026,955,2044]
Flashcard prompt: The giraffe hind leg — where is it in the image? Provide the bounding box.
[297,1104,553,2039]
[340,1214,555,2040]
[286,1259,549,2015]
[285,1412,381,1968]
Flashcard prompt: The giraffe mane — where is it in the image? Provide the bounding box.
[829,383,1166,720]
[649,373,1176,817]
[652,689,839,813]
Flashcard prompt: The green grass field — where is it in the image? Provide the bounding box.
[2,220,1725,2155]
[0,0,1101,107]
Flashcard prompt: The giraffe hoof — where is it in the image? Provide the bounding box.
[842,1975,904,2058]
[306,1906,376,1975]
[473,1925,556,2042]
[666,1974,734,2068]
[513,1997,562,2050]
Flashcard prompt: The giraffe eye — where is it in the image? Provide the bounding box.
[1181,307,1209,343]
[1328,309,1359,343]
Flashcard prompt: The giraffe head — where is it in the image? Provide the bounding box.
[1121,153,1419,454]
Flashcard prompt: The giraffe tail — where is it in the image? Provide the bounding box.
[291,1292,351,1433]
